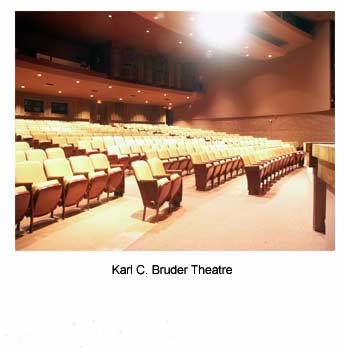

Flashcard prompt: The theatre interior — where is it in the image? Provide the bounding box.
[14,11,335,251]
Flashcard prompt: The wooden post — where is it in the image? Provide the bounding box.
[313,167,326,233]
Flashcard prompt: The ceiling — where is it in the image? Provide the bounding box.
[15,11,333,105]
[16,57,202,107]
[15,11,331,62]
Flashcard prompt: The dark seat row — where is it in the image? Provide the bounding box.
[243,146,305,195]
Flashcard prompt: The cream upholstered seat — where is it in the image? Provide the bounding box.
[51,136,74,157]
[130,144,146,160]
[16,151,26,163]
[25,149,47,163]
[190,153,215,191]
[132,160,172,221]
[106,145,130,170]
[147,157,183,209]
[15,141,30,151]
[15,186,30,231]
[15,161,62,232]
[69,155,108,208]
[44,158,88,218]
[46,147,66,159]
[168,147,188,172]
[157,148,179,171]
[207,150,227,184]
[177,144,193,174]
[77,140,99,155]
[200,152,222,186]
[89,153,125,198]
[119,144,141,166]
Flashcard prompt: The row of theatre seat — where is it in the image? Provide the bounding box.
[242,146,305,195]
[15,120,305,233]
[15,150,125,233]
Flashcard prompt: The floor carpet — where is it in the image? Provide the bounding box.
[15,167,335,251]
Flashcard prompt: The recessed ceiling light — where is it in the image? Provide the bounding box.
[108,14,112,19]
[36,73,42,77]
[268,54,273,58]
[146,29,150,33]
[20,85,25,89]
[145,100,149,104]
[97,100,102,104]
[169,102,172,106]
[246,53,250,57]
[90,94,94,98]
[58,90,62,94]
[137,90,141,93]
[190,17,195,21]
[178,41,183,45]
[164,93,167,97]
[245,46,249,49]
[108,85,112,89]
[154,16,159,20]
[76,80,80,84]
[186,96,190,99]
[119,98,123,101]
[189,32,193,36]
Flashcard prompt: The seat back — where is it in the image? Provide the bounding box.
[25,149,47,163]
[168,147,179,158]
[16,151,26,163]
[190,153,202,165]
[16,161,47,184]
[46,147,66,159]
[106,145,121,156]
[51,136,68,146]
[78,140,93,151]
[200,152,210,163]
[44,158,74,178]
[103,136,115,147]
[92,139,105,151]
[89,153,110,171]
[132,161,154,181]
[15,141,30,151]
[69,156,94,174]
[157,149,170,159]
[147,158,166,176]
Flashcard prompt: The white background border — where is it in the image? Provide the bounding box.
[0,1,343,347]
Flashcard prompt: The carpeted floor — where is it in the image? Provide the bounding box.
[15,167,335,251]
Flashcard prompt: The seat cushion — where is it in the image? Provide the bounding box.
[109,167,122,174]
[170,173,180,181]
[89,171,106,179]
[32,179,60,193]
[16,186,28,194]
[63,175,86,185]
[157,177,169,187]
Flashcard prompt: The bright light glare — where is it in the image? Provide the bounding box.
[196,13,250,49]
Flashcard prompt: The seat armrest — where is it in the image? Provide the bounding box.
[166,169,182,175]
[15,182,33,193]
[46,175,64,185]
[110,163,124,170]
[153,174,170,179]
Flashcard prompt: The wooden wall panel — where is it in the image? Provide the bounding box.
[109,102,165,123]
[15,91,165,124]
[15,91,91,120]
[175,111,335,145]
